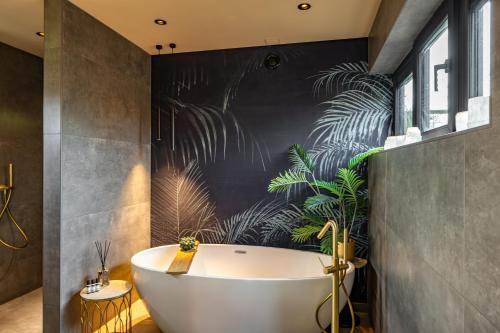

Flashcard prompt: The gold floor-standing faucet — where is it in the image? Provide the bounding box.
[317,220,349,333]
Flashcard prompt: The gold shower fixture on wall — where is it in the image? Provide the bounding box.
[0,163,29,250]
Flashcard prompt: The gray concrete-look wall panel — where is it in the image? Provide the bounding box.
[369,1,500,331]
[464,128,500,331]
[44,47,62,135]
[385,136,465,292]
[368,153,387,332]
[60,136,150,219]
[62,2,148,81]
[465,303,500,333]
[368,153,387,275]
[44,1,151,331]
[385,226,464,333]
[59,202,150,314]
[60,54,150,143]
[44,1,63,330]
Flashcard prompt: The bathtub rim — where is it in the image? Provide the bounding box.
[131,244,355,282]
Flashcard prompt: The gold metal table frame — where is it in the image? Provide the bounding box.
[80,280,132,333]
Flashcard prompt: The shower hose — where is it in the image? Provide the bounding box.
[316,267,356,333]
[0,187,29,250]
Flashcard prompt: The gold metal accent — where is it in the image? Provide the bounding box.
[0,164,29,250]
[316,219,356,333]
[80,283,132,333]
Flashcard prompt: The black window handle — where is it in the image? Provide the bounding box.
[434,59,450,92]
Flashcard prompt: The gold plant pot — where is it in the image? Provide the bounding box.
[337,240,355,261]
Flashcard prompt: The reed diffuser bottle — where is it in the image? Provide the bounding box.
[95,240,111,286]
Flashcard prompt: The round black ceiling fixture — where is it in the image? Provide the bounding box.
[36,32,45,37]
[264,53,281,70]
[297,3,311,10]
[154,19,167,25]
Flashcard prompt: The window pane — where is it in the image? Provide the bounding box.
[474,1,491,96]
[421,22,449,131]
[397,76,413,134]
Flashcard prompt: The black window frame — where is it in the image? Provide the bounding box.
[393,0,482,139]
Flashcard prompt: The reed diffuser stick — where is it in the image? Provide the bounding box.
[95,240,111,269]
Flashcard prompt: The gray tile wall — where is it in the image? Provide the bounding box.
[368,1,500,331]
[43,1,151,331]
[0,42,43,304]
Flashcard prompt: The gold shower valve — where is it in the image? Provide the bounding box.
[0,163,29,250]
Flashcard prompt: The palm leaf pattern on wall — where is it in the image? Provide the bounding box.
[164,62,210,97]
[154,97,270,171]
[309,61,393,178]
[260,205,304,246]
[210,200,286,244]
[222,46,304,113]
[151,161,218,246]
[151,57,392,252]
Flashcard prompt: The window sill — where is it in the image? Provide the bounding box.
[382,123,490,152]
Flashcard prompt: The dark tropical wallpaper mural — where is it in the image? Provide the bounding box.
[151,39,392,264]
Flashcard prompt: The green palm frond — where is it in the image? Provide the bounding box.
[292,225,322,243]
[268,171,308,193]
[348,147,384,170]
[303,212,328,226]
[320,233,333,255]
[312,180,342,197]
[289,144,315,174]
[304,194,338,211]
[337,168,364,205]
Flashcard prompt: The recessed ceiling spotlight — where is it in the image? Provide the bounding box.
[154,19,167,26]
[297,3,311,10]
[36,32,45,37]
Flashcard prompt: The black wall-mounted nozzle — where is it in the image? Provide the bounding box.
[155,44,163,55]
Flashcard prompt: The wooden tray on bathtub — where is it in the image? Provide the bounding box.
[167,243,199,275]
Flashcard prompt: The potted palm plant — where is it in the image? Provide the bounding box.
[268,144,382,258]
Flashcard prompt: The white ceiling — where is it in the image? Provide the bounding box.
[0,0,44,57]
[0,0,381,57]
[70,0,381,55]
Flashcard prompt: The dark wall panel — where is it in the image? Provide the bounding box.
[0,42,43,304]
[151,38,392,252]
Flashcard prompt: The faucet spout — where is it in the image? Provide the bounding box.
[317,220,337,240]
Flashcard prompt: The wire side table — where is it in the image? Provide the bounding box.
[80,280,132,333]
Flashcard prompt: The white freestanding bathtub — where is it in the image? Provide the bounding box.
[131,244,355,333]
